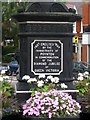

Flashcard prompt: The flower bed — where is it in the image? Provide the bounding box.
[22,90,81,119]
[0,74,82,120]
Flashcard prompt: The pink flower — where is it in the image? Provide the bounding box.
[34,110,40,116]
[28,111,33,115]
[22,104,27,110]
[62,104,66,109]
[23,109,29,115]
[41,106,44,110]
[48,112,52,118]
[37,105,41,109]
[26,97,32,104]
[22,90,81,118]
[69,108,73,112]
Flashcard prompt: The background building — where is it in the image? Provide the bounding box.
[67,2,90,63]
[82,3,90,63]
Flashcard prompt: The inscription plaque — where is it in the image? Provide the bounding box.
[31,40,63,75]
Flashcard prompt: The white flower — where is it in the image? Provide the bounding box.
[1,70,6,75]
[54,77,59,83]
[83,71,89,78]
[38,74,45,79]
[47,75,53,80]
[86,83,89,86]
[51,78,56,83]
[22,75,30,80]
[27,78,37,83]
[83,71,89,75]
[3,76,9,80]
[77,76,83,81]
[78,73,83,77]
[27,79,31,83]
[84,75,89,79]
[45,79,49,82]
[61,83,68,89]
[0,76,3,81]
[77,73,84,81]
[55,97,58,101]
[37,80,44,87]
[51,77,59,83]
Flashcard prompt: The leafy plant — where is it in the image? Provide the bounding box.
[0,76,20,116]
[2,96,20,116]
[74,72,90,113]
[75,72,90,96]
[2,81,14,97]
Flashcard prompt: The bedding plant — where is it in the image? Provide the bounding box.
[74,71,90,113]
[0,73,20,116]
[21,74,81,118]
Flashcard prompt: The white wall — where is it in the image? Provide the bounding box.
[82,33,90,45]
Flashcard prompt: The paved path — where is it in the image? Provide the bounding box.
[8,76,18,88]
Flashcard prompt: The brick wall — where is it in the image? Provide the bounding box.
[81,45,87,62]
[82,3,90,26]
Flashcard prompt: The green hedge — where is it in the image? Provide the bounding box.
[2,46,17,55]
[2,55,12,63]
[2,46,17,63]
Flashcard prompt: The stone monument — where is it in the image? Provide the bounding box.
[13,2,81,103]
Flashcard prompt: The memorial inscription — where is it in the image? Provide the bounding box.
[31,40,63,75]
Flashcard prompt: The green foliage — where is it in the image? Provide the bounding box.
[31,84,55,92]
[0,79,20,116]
[2,80,14,97]
[2,3,17,42]
[75,72,90,96]
[76,79,88,95]
[74,72,90,113]
[2,54,11,63]
[2,45,16,56]
[31,84,53,97]
[2,46,17,62]
[2,2,28,45]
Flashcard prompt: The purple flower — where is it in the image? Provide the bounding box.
[3,108,8,113]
